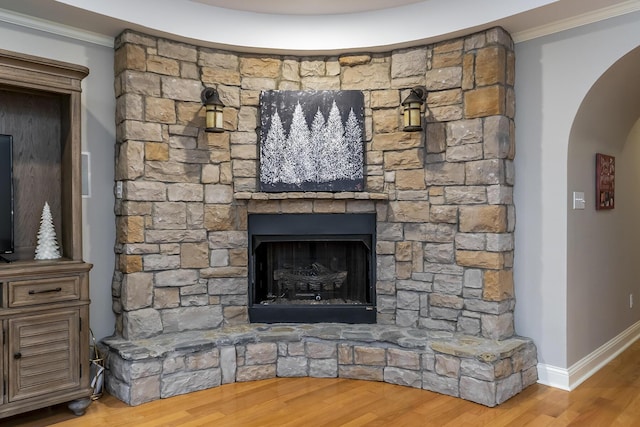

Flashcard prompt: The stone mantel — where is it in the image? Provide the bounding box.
[234,191,389,201]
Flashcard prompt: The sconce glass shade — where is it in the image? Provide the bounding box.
[402,87,426,132]
[201,87,225,133]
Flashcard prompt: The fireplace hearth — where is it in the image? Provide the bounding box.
[248,213,376,323]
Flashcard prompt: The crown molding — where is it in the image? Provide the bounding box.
[1,1,639,50]
[0,7,114,48]
[513,0,640,43]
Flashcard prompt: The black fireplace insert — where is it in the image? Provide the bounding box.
[248,213,376,323]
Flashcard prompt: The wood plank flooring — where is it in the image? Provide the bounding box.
[4,340,640,426]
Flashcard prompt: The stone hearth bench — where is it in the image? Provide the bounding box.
[100,324,538,407]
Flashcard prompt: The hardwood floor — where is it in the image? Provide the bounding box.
[5,340,640,426]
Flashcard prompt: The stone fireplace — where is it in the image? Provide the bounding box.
[102,26,538,408]
[248,213,376,323]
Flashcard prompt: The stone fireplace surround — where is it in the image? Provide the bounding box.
[102,27,538,408]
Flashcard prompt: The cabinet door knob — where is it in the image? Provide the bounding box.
[13,352,21,359]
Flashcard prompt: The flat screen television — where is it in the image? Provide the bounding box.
[0,134,14,255]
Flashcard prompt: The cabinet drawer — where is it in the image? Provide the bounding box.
[8,277,80,307]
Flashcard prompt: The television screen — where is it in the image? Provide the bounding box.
[0,134,14,254]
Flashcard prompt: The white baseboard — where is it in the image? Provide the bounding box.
[537,320,640,391]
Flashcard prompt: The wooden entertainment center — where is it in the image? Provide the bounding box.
[0,49,93,418]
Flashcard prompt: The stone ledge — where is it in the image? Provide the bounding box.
[101,323,537,408]
[234,192,389,200]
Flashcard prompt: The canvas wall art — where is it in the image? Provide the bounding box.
[259,90,365,192]
[596,153,615,210]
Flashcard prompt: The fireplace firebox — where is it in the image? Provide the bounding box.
[248,213,376,323]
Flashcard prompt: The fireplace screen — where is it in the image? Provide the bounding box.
[248,214,376,323]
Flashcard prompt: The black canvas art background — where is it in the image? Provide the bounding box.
[259,90,365,192]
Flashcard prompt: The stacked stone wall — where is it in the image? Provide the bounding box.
[113,27,517,341]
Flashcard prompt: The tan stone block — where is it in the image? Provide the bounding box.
[459,205,507,233]
[282,59,300,81]
[367,150,384,165]
[434,39,463,54]
[224,306,248,325]
[483,269,514,301]
[338,54,371,66]
[475,47,506,86]
[371,90,399,108]
[300,60,325,77]
[120,255,142,273]
[426,67,462,91]
[338,344,353,364]
[145,97,176,124]
[430,205,458,224]
[428,105,463,122]
[391,48,428,78]
[117,216,145,243]
[389,201,429,223]
[176,101,203,125]
[281,200,313,213]
[339,366,383,382]
[464,85,505,118]
[158,39,197,61]
[240,57,281,78]
[210,149,231,163]
[313,200,346,213]
[115,44,146,74]
[372,132,421,151]
[230,144,257,160]
[205,132,230,151]
[372,109,400,133]
[204,205,235,231]
[198,50,238,69]
[180,62,199,80]
[384,149,424,170]
[429,186,444,197]
[412,242,424,273]
[116,94,143,123]
[462,53,475,90]
[395,169,426,190]
[116,140,145,180]
[426,122,446,154]
[354,346,386,366]
[145,142,169,161]
[153,287,180,309]
[232,160,256,178]
[181,242,209,268]
[247,200,281,213]
[456,250,504,269]
[223,107,238,131]
[388,348,420,370]
[427,89,462,107]
[396,261,412,280]
[507,51,515,87]
[301,76,340,90]
[147,55,179,76]
[433,50,462,68]
[199,165,219,185]
[342,62,390,90]
[229,248,248,267]
[220,162,233,184]
[201,66,241,86]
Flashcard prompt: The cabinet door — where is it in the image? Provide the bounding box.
[7,310,80,402]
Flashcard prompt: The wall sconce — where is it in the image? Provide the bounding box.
[402,86,426,132]
[201,87,225,133]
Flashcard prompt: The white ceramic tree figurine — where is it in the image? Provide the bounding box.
[34,201,61,260]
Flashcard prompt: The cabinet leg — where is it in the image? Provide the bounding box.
[68,397,92,416]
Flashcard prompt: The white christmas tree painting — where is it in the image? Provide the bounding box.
[34,202,61,260]
[260,90,365,192]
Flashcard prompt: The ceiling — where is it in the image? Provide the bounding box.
[192,0,427,15]
[0,0,638,53]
